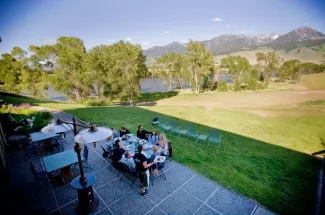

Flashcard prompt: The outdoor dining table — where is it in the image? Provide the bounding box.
[106,134,157,159]
[42,149,81,172]
[30,132,60,143]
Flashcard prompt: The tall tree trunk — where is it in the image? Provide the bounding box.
[169,73,173,91]
[179,75,183,90]
[129,94,133,106]
[195,68,199,94]
[97,84,101,99]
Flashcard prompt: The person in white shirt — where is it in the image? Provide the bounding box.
[119,151,136,173]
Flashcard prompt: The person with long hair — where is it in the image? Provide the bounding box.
[158,133,169,156]
[133,144,156,195]
[148,129,159,144]
[136,125,151,140]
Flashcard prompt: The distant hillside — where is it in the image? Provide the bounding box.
[267,26,325,51]
[144,26,325,58]
[214,47,325,65]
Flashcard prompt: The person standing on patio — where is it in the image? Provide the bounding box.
[134,144,156,195]
[158,133,169,156]
[136,125,151,140]
[148,129,159,144]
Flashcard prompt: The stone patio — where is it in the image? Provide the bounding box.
[6,112,276,215]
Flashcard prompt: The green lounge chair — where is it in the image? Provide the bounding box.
[207,130,222,149]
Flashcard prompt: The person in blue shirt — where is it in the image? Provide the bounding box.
[111,127,119,138]
[148,129,159,144]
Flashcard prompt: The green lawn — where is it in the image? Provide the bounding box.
[1,92,324,214]
[300,72,325,90]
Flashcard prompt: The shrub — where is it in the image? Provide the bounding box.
[217,80,228,92]
[83,99,110,107]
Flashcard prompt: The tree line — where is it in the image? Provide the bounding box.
[151,47,325,93]
[1,37,324,104]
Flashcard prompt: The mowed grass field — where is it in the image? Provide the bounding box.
[1,74,325,214]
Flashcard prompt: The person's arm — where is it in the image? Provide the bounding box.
[143,160,156,169]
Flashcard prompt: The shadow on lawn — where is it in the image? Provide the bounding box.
[63,106,322,215]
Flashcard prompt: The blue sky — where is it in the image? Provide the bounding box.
[0,0,325,54]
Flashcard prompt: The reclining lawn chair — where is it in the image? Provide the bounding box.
[171,125,190,138]
[151,116,161,125]
[186,126,199,140]
[207,130,222,149]
[159,120,175,133]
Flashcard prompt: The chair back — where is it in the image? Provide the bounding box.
[83,145,89,161]
[209,129,220,138]
[169,120,176,127]
[30,162,39,181]
[101,145,109,157]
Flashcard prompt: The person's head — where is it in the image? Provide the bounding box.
[115,139,121,148]
[138,125,143,131]
[159,133,166,141]
[111,127,116,132]
[151,129,157,136]
[152,145,159,153]
[137,144,143,153]
[125,151,131,158]
[121,127,126,132]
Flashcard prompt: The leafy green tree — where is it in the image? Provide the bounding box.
[186,41,214,94]
[33,37,93,100]
[280,60,301,81]
[217,79,228,92]
[247,69,259,90]
[220,56,251,91]
[155,53,183,91]
[256,52,282,82]
[109,41,147,105]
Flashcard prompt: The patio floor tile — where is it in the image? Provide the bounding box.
[96,178,135,206]
[145,176,178,204]
[164,164,196,186]
[53,184,78,207]
[96,207,113,215]
[254,206,275,215]
[194,205,220,215]
[159,189,202,215]
[182,175,220,202]
[24,192,58,215]
[146,207,166,215]
[207,187,256,215]
[92,167,119,189]
[109,191,155,215]
[84,157,109,174]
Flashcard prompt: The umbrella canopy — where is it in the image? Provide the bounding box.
[74,127,112,144]
[41,122,72,133]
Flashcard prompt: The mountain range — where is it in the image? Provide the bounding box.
[144,27,325,58]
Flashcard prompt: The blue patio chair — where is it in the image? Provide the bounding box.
[208,130,222,149]
[171,125,190,138]
[159,120,175,133]
[195,132,209,144]
[186,126,199,140]
[30,162,48,182]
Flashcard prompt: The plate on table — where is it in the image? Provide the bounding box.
[123,146,130,150]
[154,156,166,163]
[138,139,147,145]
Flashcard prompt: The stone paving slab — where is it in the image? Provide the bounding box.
[253,206,275,215]
[207,187,256,215]
[194,204,221,215]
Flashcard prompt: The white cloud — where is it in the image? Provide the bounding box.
[163,31,169,34]
[211,17,222,22]
[141,41,150,46]
[44,39,57,45]
[125,37,132,41]
[108,39,115,42]
[180,39,189,43]
[239,30,247,34]
[225,24,231,28]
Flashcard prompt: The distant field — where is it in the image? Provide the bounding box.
[300,72,325,90]
[214,47,325,65]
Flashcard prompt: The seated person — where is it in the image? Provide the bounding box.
[137,125,151,140]
[111,127,119,138]
[119,151,136,173]
[148,129,159,144]
[119,126,130,137]
[148,145,162,175]
[111,139,125,164]
[158,133,169,156]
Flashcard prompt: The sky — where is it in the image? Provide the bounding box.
[0,0,325,54]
